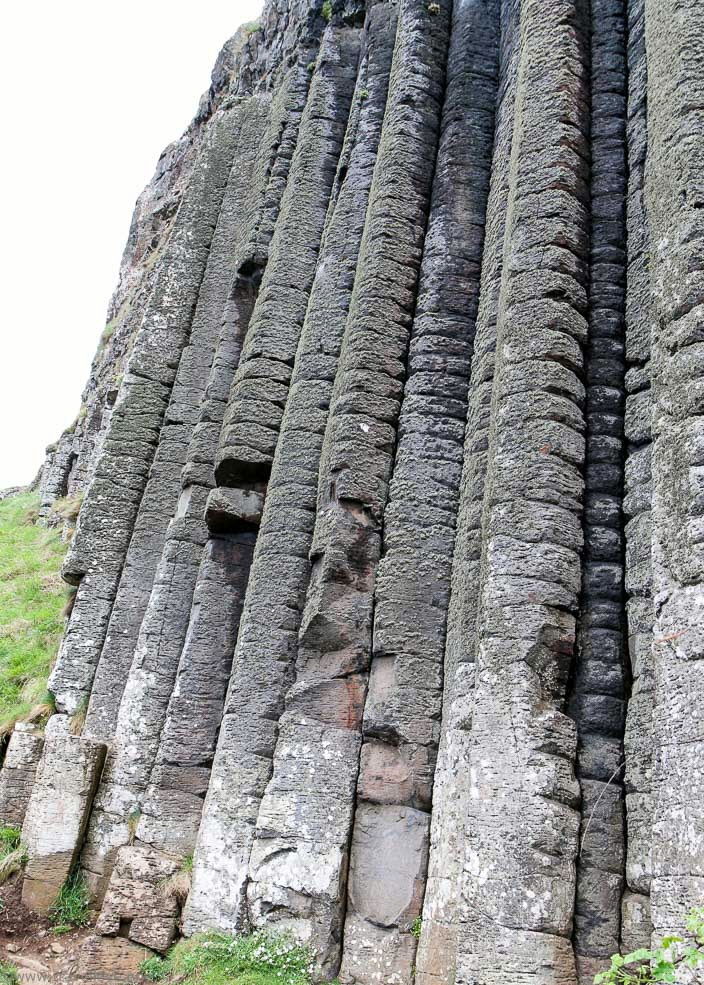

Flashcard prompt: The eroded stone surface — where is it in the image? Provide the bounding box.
[0,725,44,827]
[21,717,106,914]
[94,845,180,953]
[9,0,704,982]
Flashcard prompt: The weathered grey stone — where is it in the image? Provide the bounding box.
[25,0,704,981]
[347,805,428,926]
[417,4,519,979]
[184,1,397,940]
[94,845,180,953]
[75,935,152,984]
[0,725,44,827]
[81,97,270,746]
[456,1,589,982]
[205,486,266,531]
[343,1,500,980]
[21,716,106,913]
[645,0,704,944]
[621,890,652,952]
[243,0,451,974]
[50,107,245,719]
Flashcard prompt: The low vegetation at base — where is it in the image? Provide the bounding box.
[0,960,19,985]
[596,907,704,984]
[159,853,194,907]
[0,492,68,734]
[49,871,91,932]
[0,825,26,886]
[139,930,328,985]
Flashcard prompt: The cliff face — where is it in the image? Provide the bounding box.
[5,0,704,981]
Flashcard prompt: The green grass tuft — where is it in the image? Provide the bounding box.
[0,826,27,886]
[48,871,91,929]
[140,929,315,985]
[0,827,21,855]
[99,319,117,348]
[0,961,19,985]
[140,954,172,981]
[0,492,67,735]
[321,0,332,20]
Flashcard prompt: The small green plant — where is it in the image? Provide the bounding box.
[411,916,422,939]
[321,0,332,20]
[160,854,194,906]
[595,907,704,984]
[307,60,316,72]
[359,88,369,101]
[69,694,88,735]
[139,954,172,981]
[0,827,21,855]
[99,319,117,348]
[48,871,91,929]
[0,961,19,985]
[0,826,27,886]
[127,806,141,845]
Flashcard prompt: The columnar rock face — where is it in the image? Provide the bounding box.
[9,0,704,981]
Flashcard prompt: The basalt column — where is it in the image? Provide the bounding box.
[134,264,264,856]
[244,0,451,975]
[338,2,500,982]
[81,99,268,745]
[458,1,590,982]
[416,3,520,981]
[186,1,397,937]
[621,0,655,951]
[569,0,627,979]
[645,0,704,941]
[49,111,243,716]
[80,24,361,900]
[78,99,267,898]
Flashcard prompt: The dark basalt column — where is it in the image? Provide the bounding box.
[242,0,451,974]
[215,26,364,487]
[621,0,655,952]
[49,110,244,717]
[135,265,265,856]
[458,0,590,981]
[79,22,362,900]
[82,100,268,745]
[185,2,397,937]
[417,4,519,981]
[339,1,500,981]
[569,0,628,980]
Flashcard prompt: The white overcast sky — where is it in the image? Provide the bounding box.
[0,0,262,489]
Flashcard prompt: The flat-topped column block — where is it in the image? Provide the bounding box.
[0,724,45,827]
[21,715,106,914]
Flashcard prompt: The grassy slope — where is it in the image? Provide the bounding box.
[0,492,68,733]
[141,931,320,985]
